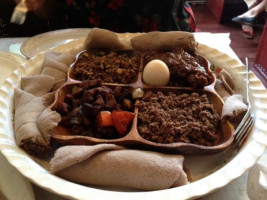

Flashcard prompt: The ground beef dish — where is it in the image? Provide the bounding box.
[71,50,140,84]
[144,48,212,88]
[137,91,220,146]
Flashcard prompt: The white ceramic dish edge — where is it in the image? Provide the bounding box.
[20,28,91,58]
[0,39,266,200]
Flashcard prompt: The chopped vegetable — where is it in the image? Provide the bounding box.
[95,111,113,127]
[111,110,135,136]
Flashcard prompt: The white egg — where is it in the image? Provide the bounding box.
[142,59,170,86]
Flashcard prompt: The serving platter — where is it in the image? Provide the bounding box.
[0,36,267,200]
[0,152,35,200]
[50,47,234,155]
[0,52,26,86]
[20,28,91,58]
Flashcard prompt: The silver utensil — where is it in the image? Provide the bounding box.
[234,57,254,147]
[223,58,254,162]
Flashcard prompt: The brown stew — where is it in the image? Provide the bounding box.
[144,48,213,88]
[53,80,135,139]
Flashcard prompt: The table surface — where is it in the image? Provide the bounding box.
[0,34,265,200]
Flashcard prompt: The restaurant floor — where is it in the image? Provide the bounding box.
[191,3,262,68]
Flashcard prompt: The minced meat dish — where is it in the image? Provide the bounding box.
[144,48,212,88]
[71,50,140,84]
[137,91,220,146]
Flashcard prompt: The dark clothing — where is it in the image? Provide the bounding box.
[66,0,196,32]
[0,0,66,37]
[1,0,196,37]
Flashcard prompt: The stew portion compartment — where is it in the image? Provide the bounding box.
[143,49,214,88]
[51,80,136,140]
[69,49,141,84]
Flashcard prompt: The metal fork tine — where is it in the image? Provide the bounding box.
[235,116,254,146]
[234,106,251,136]
[240,118,253,142]
[235,120,250,142]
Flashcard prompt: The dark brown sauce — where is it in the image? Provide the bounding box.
[144,48,213,88]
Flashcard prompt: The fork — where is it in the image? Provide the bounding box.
[233,57,254,147]
[10,0,28,25]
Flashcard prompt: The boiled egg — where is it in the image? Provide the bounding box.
[142,59,170,86]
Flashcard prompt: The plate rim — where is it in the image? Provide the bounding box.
[0,51,26,65]
[0,39,267,200]
[20,28,92,59]
[0,152,35,200]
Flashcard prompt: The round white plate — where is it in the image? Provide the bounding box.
[0,52,26,86]
[0,52,33,200]
[0,152,35,200]
[0,38,267,200]
[20,28,91,58]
